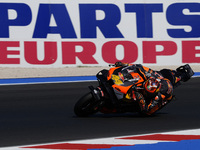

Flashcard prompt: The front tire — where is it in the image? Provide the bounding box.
[74,92,98,117]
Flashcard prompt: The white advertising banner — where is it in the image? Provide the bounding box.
[0,0,200,67]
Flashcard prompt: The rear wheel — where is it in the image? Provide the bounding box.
[74,92,99,117]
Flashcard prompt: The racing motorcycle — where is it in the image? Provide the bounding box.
[74,63,194,117]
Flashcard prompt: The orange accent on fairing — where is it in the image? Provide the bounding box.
[143,66,150,72]
[129,72,145,83]
[112,84,133,94]
[107,67,120,80]
[138,68,148,80]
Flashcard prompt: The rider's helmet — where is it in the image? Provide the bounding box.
[143,77,161,96]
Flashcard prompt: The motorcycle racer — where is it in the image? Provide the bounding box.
[74,62,194,117]
[105,62,193,115]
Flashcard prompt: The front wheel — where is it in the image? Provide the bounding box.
[74,92,99,117]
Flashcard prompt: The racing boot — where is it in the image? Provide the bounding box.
[176,64,194,82]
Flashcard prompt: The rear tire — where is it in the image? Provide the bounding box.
[74,92,98,117]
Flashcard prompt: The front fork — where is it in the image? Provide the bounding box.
[89,86,101,101]
[88,86,104,109]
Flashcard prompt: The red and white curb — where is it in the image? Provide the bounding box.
[1,128,200,150]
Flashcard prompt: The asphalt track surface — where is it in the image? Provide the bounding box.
[0,77,199,147]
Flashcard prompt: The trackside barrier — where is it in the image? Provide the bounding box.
[0,72,199,85]
[0,0,200,67]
